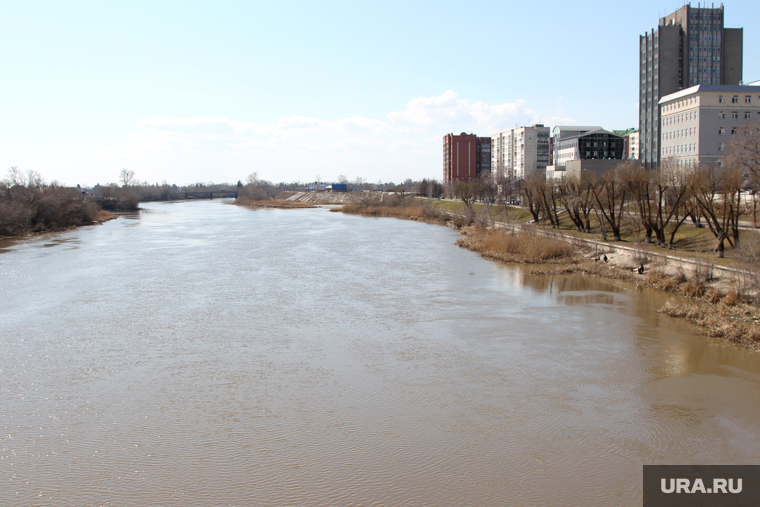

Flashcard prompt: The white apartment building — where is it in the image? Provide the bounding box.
[629,131,640,160]
[490,124,550,180]
[659,84,760,168]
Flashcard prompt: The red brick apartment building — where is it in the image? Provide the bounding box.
[443,133,491,185]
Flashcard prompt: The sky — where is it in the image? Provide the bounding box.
[2,0,758,187]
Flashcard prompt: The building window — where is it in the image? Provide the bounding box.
[732,95,739,103]
[746,96,752,103]
[719,95,725,103]
[719,111,725,118]
[732,128,737,135]
[746,112,752,119]
[719,143,725,151]
[719,127,725,135]
[732,111,738,119]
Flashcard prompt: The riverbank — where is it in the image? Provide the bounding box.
[234,198,317,209]
[337,198,760,351]
[457,225,760,350]
[0,209,118,240]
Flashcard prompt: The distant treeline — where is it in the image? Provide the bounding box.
[0,168,237,236]
[236,171,446,202]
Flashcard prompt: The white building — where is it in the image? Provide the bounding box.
[659,84,760,168]
[550,126,602,165]
[490,124,550,180]
[629,131,640,160]
[546,128,626,181]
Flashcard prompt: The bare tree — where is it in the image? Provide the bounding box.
[456,181,477,216]
[5,166,26,188]
[119,169,135,187]
[626,165,656,243]
[557,173,595,233]
[591,165,628,241]
[661,164,693,249]
[536,178,561,228]
[726,121,760,227]
[691,164,744,258]
[521,175,542,223]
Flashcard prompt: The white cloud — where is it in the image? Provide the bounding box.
[90,91,571,184]
[388,90,533,133]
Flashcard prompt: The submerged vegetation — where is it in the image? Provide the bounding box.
[659,301,760,349]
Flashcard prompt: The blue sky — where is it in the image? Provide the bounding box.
[2,0,758,186]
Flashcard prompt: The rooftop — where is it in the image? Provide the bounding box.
[659,84,760,104]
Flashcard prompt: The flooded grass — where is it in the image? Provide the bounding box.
[659,301,760,350]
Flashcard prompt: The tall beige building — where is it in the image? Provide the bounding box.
[659,84,760,168]
[490,124,550,180]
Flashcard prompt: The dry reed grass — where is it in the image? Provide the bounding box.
[683,280,706,298]
[455,227,580,263]
[724,289,741,306]
[340,199,448,224]
[659,301,760,350]
[94,210,117,222]
[645,268,682,292]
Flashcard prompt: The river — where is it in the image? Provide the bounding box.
[1,199,759,506]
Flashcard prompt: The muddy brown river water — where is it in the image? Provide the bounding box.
[1,200,759,506]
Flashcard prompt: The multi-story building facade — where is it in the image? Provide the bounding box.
[443,133,491,185]
[659,84,760,168]
[613,128,640,160]
[551,126,602,166]
[546,129,626,181]
[640,4,743,168]
[628,131,640,160]
[490,124,550,181]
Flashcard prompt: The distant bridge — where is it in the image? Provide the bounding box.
[181,190,239,199]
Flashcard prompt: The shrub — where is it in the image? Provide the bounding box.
[683,280,706,298]
[0,199,33,236]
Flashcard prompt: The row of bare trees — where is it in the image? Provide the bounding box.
[455,159,757,260]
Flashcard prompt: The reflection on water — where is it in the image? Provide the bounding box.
[1,200,759,506]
